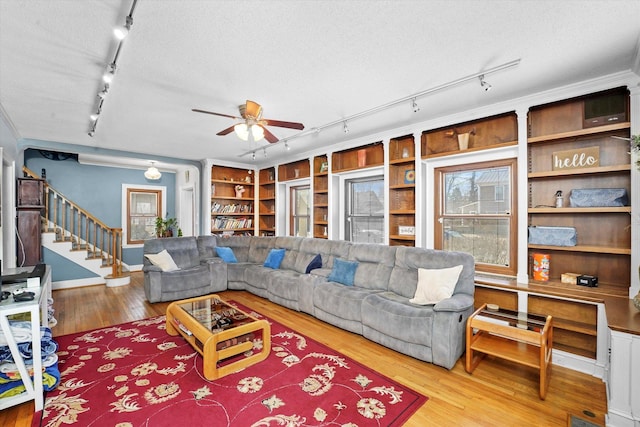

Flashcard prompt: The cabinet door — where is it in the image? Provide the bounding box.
[17,179,44,207]
[17,209,42,266]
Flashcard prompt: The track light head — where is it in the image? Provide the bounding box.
[412,98,420,113]
[263,148,267,158]
[90,112,99,121]
[251,152,256,160]
[479,74,492,92]
[343,121,349,134]
[97,86,109,99]
[88,131,95,137]
[284,141,290,151]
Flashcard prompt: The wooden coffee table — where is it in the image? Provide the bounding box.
[466,303,553,399]
[166,294,271,380]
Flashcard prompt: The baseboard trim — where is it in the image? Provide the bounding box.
[52,277,105,290]
[552,348,605,379]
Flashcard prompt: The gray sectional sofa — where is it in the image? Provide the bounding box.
[142,235,475,370]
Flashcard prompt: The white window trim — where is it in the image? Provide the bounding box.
[122,183,167,249]
[336,166,385,241]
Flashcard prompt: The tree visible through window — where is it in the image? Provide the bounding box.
[435,159,517,276]
[345,176,384,244]
[127,189,162,244]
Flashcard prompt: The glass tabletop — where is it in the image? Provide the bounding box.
[478,305,547,332]
[178,297,255,333]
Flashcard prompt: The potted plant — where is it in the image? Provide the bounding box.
[630,134,640,171]
[155,216,182,238]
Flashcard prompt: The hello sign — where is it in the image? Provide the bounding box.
[552,146,600,171]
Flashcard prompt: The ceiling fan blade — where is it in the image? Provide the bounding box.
[261,126,279,143]
[263,119,305,130]
[216,125,236,136]
[192,108,239,120]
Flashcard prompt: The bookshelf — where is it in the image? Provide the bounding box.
[210,165,255,235]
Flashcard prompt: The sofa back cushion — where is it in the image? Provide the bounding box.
[248,236,276,263]
[196,235,217,260]
[143,236,199,269]
[216,236,254,262]
[347,243,396,290]
[274,236,302,270]
[390,247,475,299]
[325,240,351,269]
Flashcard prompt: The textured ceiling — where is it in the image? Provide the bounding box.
[1,0,639,166]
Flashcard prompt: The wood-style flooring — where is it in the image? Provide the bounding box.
[0,272,607,426]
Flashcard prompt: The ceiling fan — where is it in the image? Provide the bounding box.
[192,100,304,143]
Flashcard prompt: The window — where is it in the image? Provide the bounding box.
[127,189,162,244]
[290,185,310,237]
[345,176,384,243]
[434,159,517,276]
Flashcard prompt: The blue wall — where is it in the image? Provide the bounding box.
[24,148,176,280]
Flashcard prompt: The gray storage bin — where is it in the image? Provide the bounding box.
[528,226,577,247]
[569,188,628,207]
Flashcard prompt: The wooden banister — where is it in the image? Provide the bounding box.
[22,166,125,278]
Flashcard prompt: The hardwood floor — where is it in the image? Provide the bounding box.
[1,272,607,426]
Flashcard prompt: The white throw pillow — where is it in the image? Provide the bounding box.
[145,249,179,272]
[409,265,463,305]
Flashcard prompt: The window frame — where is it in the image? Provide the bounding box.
[434,158,518,276]
[344,174,385,244]
[289,184,310,237]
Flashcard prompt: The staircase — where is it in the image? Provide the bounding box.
[24,167,131,288]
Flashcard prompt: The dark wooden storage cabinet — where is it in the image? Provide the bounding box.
[16,178,45,266]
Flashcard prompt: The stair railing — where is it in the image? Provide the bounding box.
[23,167,124,278]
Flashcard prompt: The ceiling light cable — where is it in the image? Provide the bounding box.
[238,58,520,157]
[88,0,138,137]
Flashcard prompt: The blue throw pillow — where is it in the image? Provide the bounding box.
[305,254,322,274]
[327,258,358,286]
[263,248,286,269]
[216,246,237,263]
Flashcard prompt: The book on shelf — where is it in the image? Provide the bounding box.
[211,216,253,230]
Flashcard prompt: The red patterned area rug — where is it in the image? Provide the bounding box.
[32,301,427,427]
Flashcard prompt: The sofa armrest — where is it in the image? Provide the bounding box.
[433,293,474,312]
[142,264,163,273]
[200,257,224,265]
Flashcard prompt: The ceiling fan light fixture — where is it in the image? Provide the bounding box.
[251,124,264,141]
[144,162,161,180]
[234,123,249,141]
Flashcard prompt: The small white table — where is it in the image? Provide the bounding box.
[0,265,51,411]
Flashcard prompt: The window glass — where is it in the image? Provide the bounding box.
[291,186,310,237]
[346,176,384,243]
[436,160,516,275]
[128,189,161,244]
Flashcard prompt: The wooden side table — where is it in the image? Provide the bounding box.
[466,303,553,399]
[166,294,271,380]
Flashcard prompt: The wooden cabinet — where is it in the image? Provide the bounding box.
[527,88,631,297]
[210,165,255,235]
[421,112,518,158]
[331,142,384,172]
[313,155,328,239]
[388,135,415,246]
[17,178,45,207]
[258,167,276,236]
[277,159,310,182]
[16,178,45,266]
